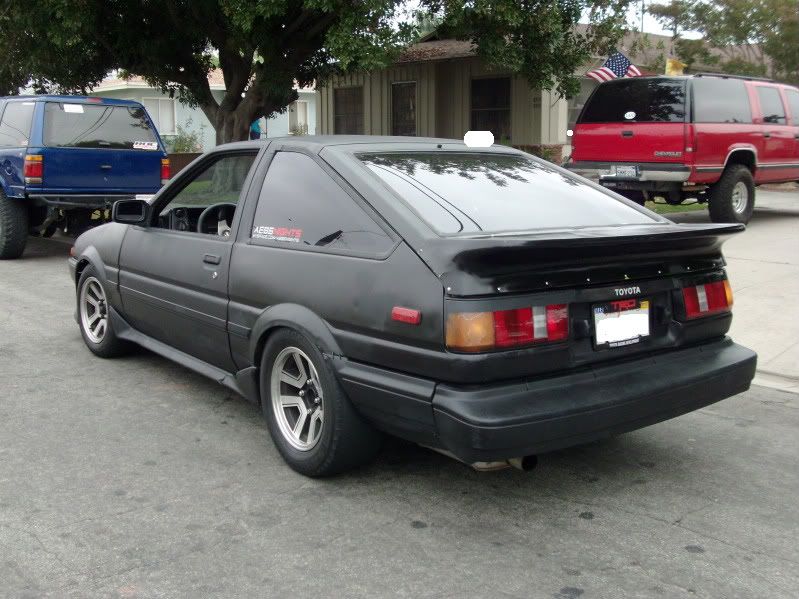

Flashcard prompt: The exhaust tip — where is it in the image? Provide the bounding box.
[508,455,538,471]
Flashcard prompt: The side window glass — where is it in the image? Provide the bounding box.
[756,87,787,125]
[252,152,393,254]
[0,101,35,147]
[157,153,257,236]
[785,90,799,125]
[692,78,751,124]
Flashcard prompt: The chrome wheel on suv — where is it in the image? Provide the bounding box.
[270,347,325,451]
[731,181,749,215]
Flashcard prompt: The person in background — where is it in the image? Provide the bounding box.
[249,118,262,140]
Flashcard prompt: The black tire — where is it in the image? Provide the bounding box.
[260,328,381,476]
[0,191,29,259]
[614,189,646,206]
[77,266,133,358]
[708,164,755,224]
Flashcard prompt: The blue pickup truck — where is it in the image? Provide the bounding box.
[0,95,169,259]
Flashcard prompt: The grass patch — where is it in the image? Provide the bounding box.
[645,200,706,215]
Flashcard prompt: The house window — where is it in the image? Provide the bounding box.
[289,100,309,135]
[470,78,511,142]
[142,98,176,135]
[392,82,417,136]
[334,87,364,134]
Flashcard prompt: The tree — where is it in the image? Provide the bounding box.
[648,0,694,38]
[0,0,633,143]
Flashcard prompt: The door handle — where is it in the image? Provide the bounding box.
[100,164,113,170]
[763,132,771,138]
[203,254,221,265]
[621,130,633,137]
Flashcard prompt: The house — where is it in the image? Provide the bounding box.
[316,38,570,159]
[91,71,317,151]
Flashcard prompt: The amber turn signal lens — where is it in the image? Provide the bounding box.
[445,312,495,352]
[723,279,733,308]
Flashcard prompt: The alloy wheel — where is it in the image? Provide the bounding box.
[79,277,108,344]
[270,347,324,451]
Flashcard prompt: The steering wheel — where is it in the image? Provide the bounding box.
[196,203,237,236]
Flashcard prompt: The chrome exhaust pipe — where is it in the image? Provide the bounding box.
[423,446,538,472]
[508,455,538,471]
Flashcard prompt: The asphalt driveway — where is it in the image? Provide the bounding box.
[0,194,797,598]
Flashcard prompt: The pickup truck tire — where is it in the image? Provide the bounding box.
[77,266,133,358]
[0,191,29,259]
[261,328,382,477]
[708,165,755,224]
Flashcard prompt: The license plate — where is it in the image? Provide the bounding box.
[612,165,638,178]
[593,299,650,348]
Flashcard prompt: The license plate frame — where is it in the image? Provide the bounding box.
[610,165,639,179]
[593,298,651,348]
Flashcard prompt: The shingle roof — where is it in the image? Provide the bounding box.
[396,39,476,64]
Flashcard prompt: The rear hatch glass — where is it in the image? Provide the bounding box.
[578,79,686,123]
[360,152,656,235]
[43,102,159,150]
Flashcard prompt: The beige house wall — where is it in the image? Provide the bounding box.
[317,57,569,146]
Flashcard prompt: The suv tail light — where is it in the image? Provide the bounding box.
[682,280,733,319]
[446,304,569,352]
[161,158,170,185]
[24,155,43,184]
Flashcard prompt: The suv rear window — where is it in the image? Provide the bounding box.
[43,102,158,150]
[0,101,35,147]
[578,79,685,123]
[360,153,656,234]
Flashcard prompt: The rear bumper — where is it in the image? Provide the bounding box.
[567,161,691,184]
[27,193,149,209]
[336,338,757,464]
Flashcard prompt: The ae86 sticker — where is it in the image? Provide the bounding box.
[252,225,302,243]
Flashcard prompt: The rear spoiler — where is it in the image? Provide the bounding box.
[417,223,744,297]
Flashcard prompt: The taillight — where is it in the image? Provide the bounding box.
[682,280,733,319]
[161,158,170,184]
[24,155,43,184]
[446,304,569,352]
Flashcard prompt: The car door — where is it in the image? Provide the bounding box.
[118,149,261,371]
[752,84,795,182]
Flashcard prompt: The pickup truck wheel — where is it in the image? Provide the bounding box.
[0,191,29,259]
[261,329,381,476]
[708,165,755,224]
[77,266,132,358]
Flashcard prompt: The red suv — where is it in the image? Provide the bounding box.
[567,74,799,223]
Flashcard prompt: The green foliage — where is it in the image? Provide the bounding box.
[648,0,694,38]
[165,118,205,153]
[430,0,633,99]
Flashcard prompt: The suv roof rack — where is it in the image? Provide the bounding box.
[693,72,774,83]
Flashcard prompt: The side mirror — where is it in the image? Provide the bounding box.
[112,199,149,225]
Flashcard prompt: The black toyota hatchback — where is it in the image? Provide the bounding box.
[68,136,757,476]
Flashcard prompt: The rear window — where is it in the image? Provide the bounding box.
[0,101,35,147]
[692,78,752,123]
[43,102,158,150]
[578,79,685,123]
[359,152,656,235]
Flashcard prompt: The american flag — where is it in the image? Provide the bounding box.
[587,52,642,82]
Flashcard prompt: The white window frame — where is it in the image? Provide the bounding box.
[142,96,178,135]
[289,100,309,133]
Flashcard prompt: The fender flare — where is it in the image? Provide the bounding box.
[248,303,343,368]
[723,146,758,173]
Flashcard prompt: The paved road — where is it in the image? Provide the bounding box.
[0,212,797,598]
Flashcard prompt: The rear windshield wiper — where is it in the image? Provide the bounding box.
[314,230,343,247]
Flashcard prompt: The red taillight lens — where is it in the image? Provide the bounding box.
[682,280,733,319]
[24,155,43,183]
[161,158,170,184]
[447,304,569,352]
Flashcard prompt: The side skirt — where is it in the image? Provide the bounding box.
[110,308,260,405]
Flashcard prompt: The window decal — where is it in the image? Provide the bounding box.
[252,225,302,243]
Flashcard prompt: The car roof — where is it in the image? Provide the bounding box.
[0,95,145,106]
[215,135,527,154]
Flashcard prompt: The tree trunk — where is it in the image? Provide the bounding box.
[214,109,251,145]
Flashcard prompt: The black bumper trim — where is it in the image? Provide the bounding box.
[335,338,756,463]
